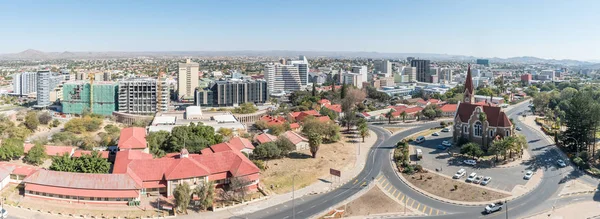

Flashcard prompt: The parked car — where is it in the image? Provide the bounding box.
[466,172,477,182]
[464,159,477,166]
[516,127,522,131]
[432,132,440,136]
[524,171,534,180]
[0,208,8,218]
[481,176,492,185]
[441,127,450,132]
[453,169,466,179]
[415,136,425,143]
[484,202,504,214]
[557,159,567,167]
[473,175,484,184]
[442,140,452,147]
[437,145,446,150]
[416,148,423,160]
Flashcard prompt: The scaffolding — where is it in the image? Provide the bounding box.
[62,82,118,116]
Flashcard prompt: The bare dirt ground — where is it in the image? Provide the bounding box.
[343,186,411,217]
[261,132,357,194]
[384,127,404,134]
[403,171,510,202]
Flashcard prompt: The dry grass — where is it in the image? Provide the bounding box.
[260,133,356,194]
[344,186,411,217]
[384,127,404,134]
[403,172,509,202]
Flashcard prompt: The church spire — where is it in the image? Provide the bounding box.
[463,64,475,103]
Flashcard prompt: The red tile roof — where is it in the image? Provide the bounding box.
[318,99,331,105]
[23,144,75,157]
[324,103,342,113]
[118,127,147,150]
[290,123,300,129]
[455,102,512,127]
[391,106,423,117]
[0,163,39,176]
[227,137,255,150]
[260,115,286,126]
[440,104,458,112]
[255,133,278,144]
[290,110,320,122]
[72,150,110,159]
[164,158,210,180]
[316,116,331,123]
[282,131,308,145]
[24,169,141,190]
[112,150,154,174]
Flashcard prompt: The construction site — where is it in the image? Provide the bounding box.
[118,77,169,115]
[62,81,119,116]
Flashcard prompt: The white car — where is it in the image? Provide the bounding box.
[473,175,484,184]
[481,176,492,185]
[441,127,450,132]
[516,127,522,131]
[453,168,466,179]
[466,172,477,182]
[463,160,477,166]
[432,132,440,136]
[442,140,452,147]
[415,136,425,143]
[524,171,534,180]
[557,159,567,168]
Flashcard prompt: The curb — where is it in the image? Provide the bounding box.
[5,203,177,219]
[388,151,543,207]
[559,189,598,197]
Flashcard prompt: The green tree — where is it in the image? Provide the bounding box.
[232,103,258,114]
[319,107,338,121]
[400,111,408,122]
[174,182,192,214]
[308,132,322,158]
[147,131,170,158]
[460,143,484,159]
[253,142,282,160]
[359,125,370,142]
[490,138,509,161]
[193,182,215,211]
[50,119,60,128]
[77,151,111,173]
[275,137,295,156]
[0,138,25,161]
[217,128,234,139]
[24,142,46,165]
[476,88,494,97]
[49,153,78,172]
[24,111,40,130]
[386,109,394,124]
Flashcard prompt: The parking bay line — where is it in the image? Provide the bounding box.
[396,192,402,199]
[399,194,405,202]
[429,208,432,215]
[410,200,415,208]
[391,190,397,197]
[416,203,421,211]
[387,184,395,193]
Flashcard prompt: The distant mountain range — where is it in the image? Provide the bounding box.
[1,49,597,66]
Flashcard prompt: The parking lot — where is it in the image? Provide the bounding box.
[409,129,530,192]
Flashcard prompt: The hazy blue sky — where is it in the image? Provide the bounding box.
[2,0,599,60]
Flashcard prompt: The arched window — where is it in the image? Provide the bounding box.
[463,125,468,133]
[473,122,482,137]
[489,129,494,137]
[506,130,510,136]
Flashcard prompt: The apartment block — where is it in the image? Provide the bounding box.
[12,72,37,96]
[36,70,63,108]
[178,59,200,101]
[196,79,267,107]
[62,81,118,116]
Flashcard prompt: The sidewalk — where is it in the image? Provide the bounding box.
[523,201,600,219]
[180,129,382,219]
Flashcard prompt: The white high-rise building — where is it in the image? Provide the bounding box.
[374,60,392,76]
[343,72,364,89]
[351,66,368,83]
[12,72,37,96]
[289,55,309,86]
[36,70,63,107]
[402,66,417,82]
[178,59,200,101]
[541,70,555,81]
[264,63,302,95]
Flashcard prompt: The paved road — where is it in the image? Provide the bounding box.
[241,101,599,219]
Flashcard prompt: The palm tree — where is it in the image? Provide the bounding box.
[400,111,408,122]
[386,109,394,124]
[359,126,370,142]
[308,132,322,158]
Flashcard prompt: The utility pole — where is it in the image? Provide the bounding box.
[292,175,296,219]
[505,200,508,219]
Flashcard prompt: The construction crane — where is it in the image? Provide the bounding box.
[88,73,95,113]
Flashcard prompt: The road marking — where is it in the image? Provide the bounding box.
[376,175,384,181]
[310,205,316,209]
[353,179,358,184]
[381,180,389,188]
[361,181,367,187]
[429,208,432,215]
[421,205,427,213]
[283,216,289,219]
[297,210,303,214]
[399,194,404,202]
[436,209,439,215]
[391,190,397,197]
[416,203,421,211]
[443,211,446,215]
[387,184,394,192]
[410,200,415,208]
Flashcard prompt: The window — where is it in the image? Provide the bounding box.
[489,130,494,137]
[90,197,94,201]
[66,196,70,199]
[116,198,121,201]
[97,197,102,201]
[473,122,482,137]
[35,192,39,195]
[59,195,63,198]
[104,198,109,201]
[463,125,468,133]
[506,130,510,136]
[49,194,54,197]
[42,193,46,196]
[124,198,129,201]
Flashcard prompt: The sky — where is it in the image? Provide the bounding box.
[1,0,600,60]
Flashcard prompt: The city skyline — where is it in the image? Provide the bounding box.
[2,0,600,60]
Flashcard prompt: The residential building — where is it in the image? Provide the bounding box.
[430,67,439,83]
[12,72,38,96]
[117,127,149,153]
[62,81,118,116]
[411,59,431,82]
[521,74,532,85]
[36,70,63,108]
[195,79,267,107]
[288,55,310,86]
[541,70,555,81]
[264,63,302,95]
[118,78,169,115]
[402,66,417,82]
[453,65,513,149]
[351,66,368,83]
[282,131,309,151]
[379,77,395,87]
[343,72,364,89]
[178,59,200,101]
[476,59,490,67]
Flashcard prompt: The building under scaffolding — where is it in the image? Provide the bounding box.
[62,81,118,116]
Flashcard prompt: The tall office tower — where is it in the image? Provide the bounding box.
[264,63,302,95]
[343,72,364,89]
[351,66,368,83]
[429,67,440,83]
[441,68,453,83]
[476,59,490,67]
[75,72,88,81]
[406,57,415,63]
[118,78,169,115]
[177,59,200,101]
[289,55,309,86]
[36,70,63,107]
[411,59,431,82]
[374,60,392,76]
[104,72,112,81]
[195,79,267,107]
[541,70,556,81]
[402,66,417,82]
[12,72,38,96]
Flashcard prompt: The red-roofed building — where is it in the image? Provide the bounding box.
[317,99,331,105]
[254,133,278,144]
[289,110,320,122]
[118,127,148,153]
[23,169,142,204]
[388,106,423,120]
[316,115,332,123]
[440,104,458,117]
[72,150,110,159]
[289,122,301,131]
[316,85,342,92]
[204,137,256,155]
[453,65,513,149]
[0,163,39,183]
[323,103,342,113]
[259,115,286,126]
[24,144,76,157]
[282,131,309,151]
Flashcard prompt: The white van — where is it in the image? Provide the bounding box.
[416,149,423,160]
[415,136,425,143]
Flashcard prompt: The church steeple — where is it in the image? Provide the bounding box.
[463,64,475,103]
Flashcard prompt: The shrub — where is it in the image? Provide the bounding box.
[572,157,586,168]
[252,159,266,170]
[440,121,447,127]
[403,165,415,174]
[414,165,423,173]
[587,168,600,176]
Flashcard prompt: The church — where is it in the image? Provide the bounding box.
[453,65,513,149]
